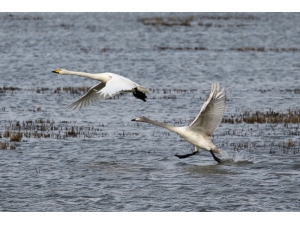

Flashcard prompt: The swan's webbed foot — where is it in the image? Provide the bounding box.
[175,151,197,159]
[210,150,222,163]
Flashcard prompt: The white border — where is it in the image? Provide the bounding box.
[1,0,299,12]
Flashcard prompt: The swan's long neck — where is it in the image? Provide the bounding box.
[142,118,179,133]
[65,70,110,82]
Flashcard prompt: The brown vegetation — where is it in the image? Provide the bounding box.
[4,14,43,21]
[139,16,194,27]
[0,141,16,150]
[139,15,259,27]
[157,46,300,52]
[10,132,22,142]
[158,46,208,51]
[231,47,300,52]
[222,109,300,124]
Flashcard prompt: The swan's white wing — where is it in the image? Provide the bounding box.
[67,74,138,110]
[67,82,106,110]
[105,73,150,94]
[98,74,137,98]
[188,83,226,136]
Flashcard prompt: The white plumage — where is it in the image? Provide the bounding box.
[132,83,226,163]
[52,68,149,110]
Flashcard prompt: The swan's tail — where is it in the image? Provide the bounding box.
[212,147,222,154]
[137,85,150,94]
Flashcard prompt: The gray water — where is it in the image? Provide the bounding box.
[0,12,299,211]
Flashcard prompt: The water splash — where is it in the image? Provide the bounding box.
[221,150,254,164]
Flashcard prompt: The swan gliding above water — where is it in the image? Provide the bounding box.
[52,68,150,110]
[132,83,226,163]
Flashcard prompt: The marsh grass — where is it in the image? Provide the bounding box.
[270,139,300,154]
[139,15,259,27]
[10,132,22,142]
[0,116,299,153]
[139,16,194,26]
[0,86,21,92]
[0,85,299,153]
[4,14,42,21]
[0,141,9,149]
[158,46,208,51]
[196,15,259,20]
[157,46,300,52]
[0,141,16,150]
[231,47,300,52]
[223,109,300,124]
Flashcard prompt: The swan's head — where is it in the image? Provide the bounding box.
[131,116,147,122]
[52,68,69,74]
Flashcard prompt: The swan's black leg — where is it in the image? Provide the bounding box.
[210,150,222,163]
[175,151,197,159]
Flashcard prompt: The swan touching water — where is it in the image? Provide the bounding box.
[52,68,150,110]
[132,83,226,163]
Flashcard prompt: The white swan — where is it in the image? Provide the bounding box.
[132,83,226,163]
[52,68,150,110]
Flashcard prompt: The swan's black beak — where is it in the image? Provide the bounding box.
[131,118,136,121]
[52,70,58,73]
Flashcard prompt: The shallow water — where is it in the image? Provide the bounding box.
[0,12,299,211]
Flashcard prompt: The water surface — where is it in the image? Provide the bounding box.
[0,12,299,211]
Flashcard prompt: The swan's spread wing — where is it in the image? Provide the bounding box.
[188,83,226,136]
[67,82,106,110]
[98,74,137,98]
[67,74,137,110]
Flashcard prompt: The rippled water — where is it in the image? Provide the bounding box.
[0,12,300,211]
